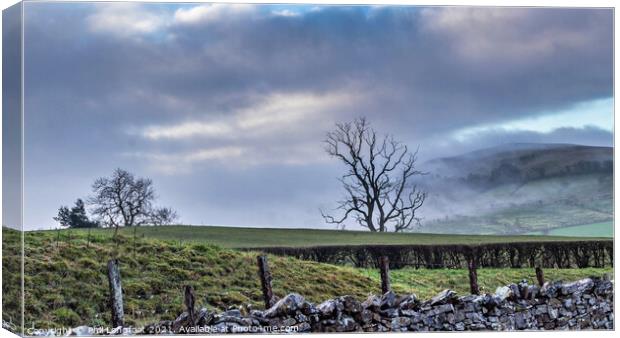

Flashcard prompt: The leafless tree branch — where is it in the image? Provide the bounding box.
[322,117,426,232]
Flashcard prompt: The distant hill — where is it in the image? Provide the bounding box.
[425,143,612,185]
[416,143,613,235]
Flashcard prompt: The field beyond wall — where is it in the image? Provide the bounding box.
[57,225,610,248]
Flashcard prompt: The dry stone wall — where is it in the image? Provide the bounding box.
[144,277,613,334]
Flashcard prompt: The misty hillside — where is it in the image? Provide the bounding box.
[416,143,612,235]
[425,143,611,184]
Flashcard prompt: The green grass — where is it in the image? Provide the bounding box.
[5,228,389,329]
[49,225,608,249]
[528,221,613,237]
[361,267,613,297]
[2,227,612,330]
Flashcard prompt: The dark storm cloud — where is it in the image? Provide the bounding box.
[174,6,608,134]
[25,4,612,132]
[21,3,613,229]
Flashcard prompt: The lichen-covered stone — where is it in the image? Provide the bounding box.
[561,278,594,295]
[429,289,457,306]
[138,278,613,334]
[380,291,397,309]
[263,293,305,318]
[398,294,418,310]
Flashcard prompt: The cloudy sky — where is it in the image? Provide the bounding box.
[19,2,612,230]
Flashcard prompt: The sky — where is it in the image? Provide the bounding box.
[14,2,613,230]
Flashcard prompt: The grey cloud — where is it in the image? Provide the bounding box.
[167,6,612,130]
[25,4,613,133]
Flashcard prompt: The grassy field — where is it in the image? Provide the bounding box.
[50,225,609,249]
[362,267,613,296]
[2,228,612,330]
[527,221,613,237]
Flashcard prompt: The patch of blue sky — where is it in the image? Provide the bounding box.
[262,4,326,15]
[259,3,401,17]
[452,97,614,141]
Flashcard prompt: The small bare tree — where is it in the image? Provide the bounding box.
[322,117,426,232]
[90,168,157,236]
[150,207,179,226]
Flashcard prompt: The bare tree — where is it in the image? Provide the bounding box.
[150,207,179,226]
[321,117,426,232]
[89,168,157,235]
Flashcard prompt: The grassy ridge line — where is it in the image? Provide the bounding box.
[2,228,612,330]
[48,225,609,248]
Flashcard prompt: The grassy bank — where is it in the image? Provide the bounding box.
[48,225,607,248]
[6,229,386,329]
[2,228,612,330]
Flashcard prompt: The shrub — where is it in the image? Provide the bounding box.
[248,240,613,269]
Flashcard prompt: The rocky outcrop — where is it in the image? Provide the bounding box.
[139,277,614,334]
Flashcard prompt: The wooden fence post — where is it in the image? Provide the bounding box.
[87,228,91,248]
[535,266,545,286]
[107,259,124,328]
[56,228,60,249]
[468,258,479,295]
[184,285,196,325]
[379,256,391,294]
[257,255,275,309]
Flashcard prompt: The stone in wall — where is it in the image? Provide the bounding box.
[138,277,614,334]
